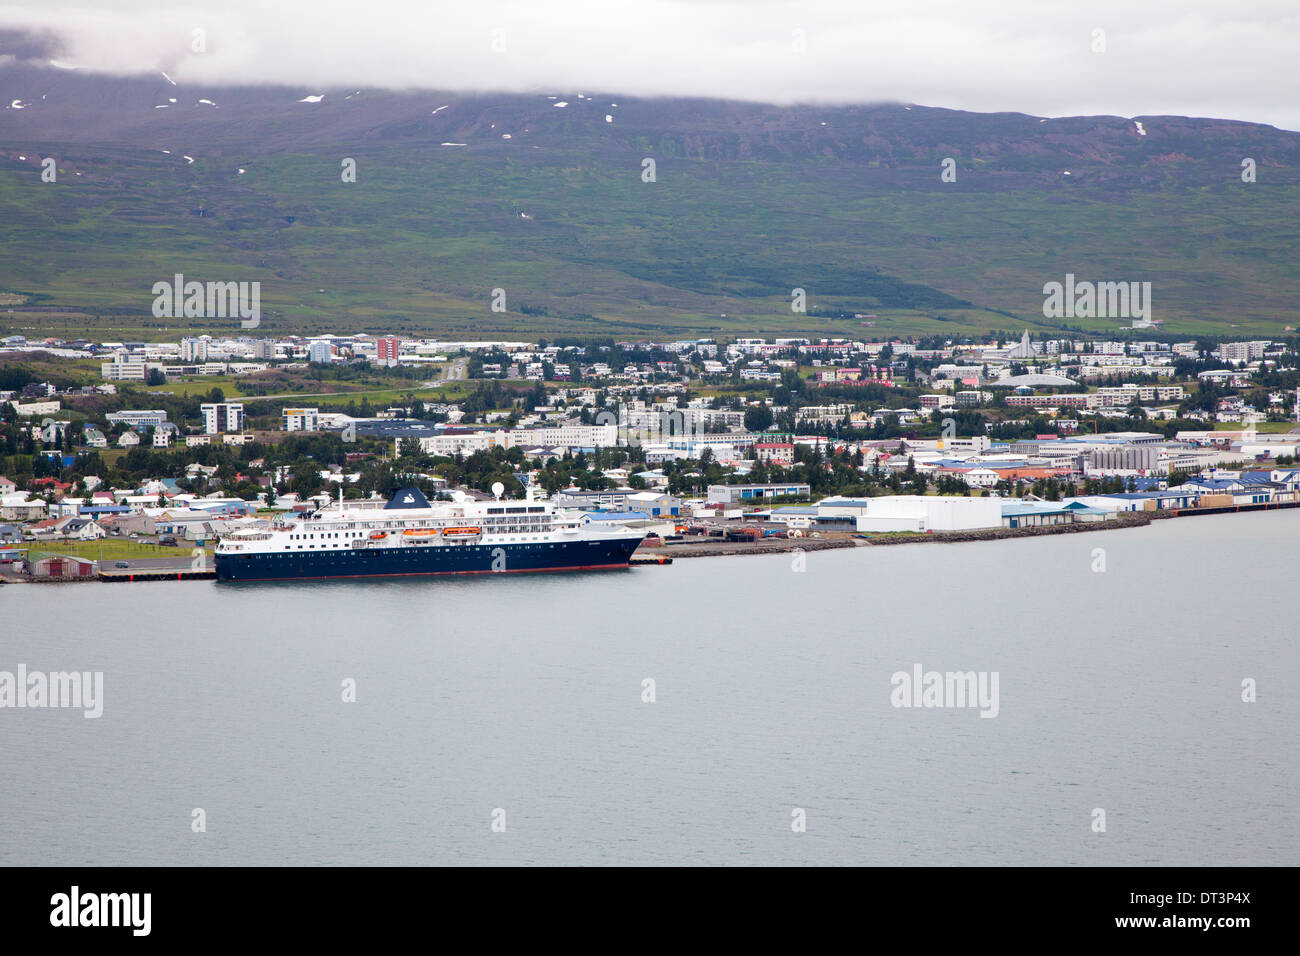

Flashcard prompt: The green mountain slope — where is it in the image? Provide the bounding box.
[1,66,1298,340]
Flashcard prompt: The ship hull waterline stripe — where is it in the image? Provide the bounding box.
[215,562,633,582]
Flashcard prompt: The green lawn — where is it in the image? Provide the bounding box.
[144,374,468,403]
[20,539,213,562]
[1214,421,1297,432]
[145,377,255,398]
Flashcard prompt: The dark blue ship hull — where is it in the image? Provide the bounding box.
[215,537,642,582]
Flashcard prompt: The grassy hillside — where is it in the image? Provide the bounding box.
[2,71,1299,340]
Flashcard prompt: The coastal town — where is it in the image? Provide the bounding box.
[4,0,1299,890]
[3,328,1299,580]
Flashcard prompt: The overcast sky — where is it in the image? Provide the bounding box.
[3,1,1298,129]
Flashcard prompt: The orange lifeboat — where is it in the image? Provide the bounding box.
[441,526,482,538]
[401,528,439,537]
[369,531,388,540]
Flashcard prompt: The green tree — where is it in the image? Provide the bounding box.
[744,405,774,432]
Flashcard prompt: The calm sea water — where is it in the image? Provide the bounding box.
[2,509,1296,866]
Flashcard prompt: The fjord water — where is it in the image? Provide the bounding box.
[2,510,1296,866]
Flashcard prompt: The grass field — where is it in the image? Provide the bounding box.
[19,539,213,562]
[1213,421,1297,433]
[142,376,471,405]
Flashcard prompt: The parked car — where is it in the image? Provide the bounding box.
[159,536,178,546]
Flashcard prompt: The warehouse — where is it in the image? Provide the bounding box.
[843,495,1003,533]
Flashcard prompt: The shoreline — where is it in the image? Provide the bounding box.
[637,504,1290,560]
[637,513,1153,560]
[1,504,1286,581]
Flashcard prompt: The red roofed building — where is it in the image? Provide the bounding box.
[994,467,1073,482]
[30,478,73,492]
[754,443,795,465]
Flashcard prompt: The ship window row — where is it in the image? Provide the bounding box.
[287,519,555,540]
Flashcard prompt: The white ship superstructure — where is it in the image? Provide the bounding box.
[215,486,646,581]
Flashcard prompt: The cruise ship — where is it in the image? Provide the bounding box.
[214,486,646,582]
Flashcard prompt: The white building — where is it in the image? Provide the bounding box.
[282,407,320,432]
[707,482,811,504]
[180,337,209,362]
[106,410,169,430]
[308,340,333,364]
[961,469,1000,488]
[101,351,148,381]
[0,494,48,520]
[938,436,991,455]
[8,400,61,417]
[1217,341,1268,365]
[412,423,619,456]
[201,402,245,435]
[849,495,1002,532]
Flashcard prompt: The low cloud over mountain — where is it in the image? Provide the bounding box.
[1,1,1298,130]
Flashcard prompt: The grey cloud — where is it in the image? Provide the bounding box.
[1,1,1297,129]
